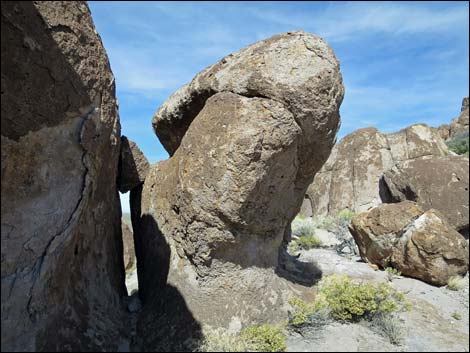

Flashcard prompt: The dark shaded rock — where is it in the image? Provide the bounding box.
[118,136,150,193]
[1,2,126,351]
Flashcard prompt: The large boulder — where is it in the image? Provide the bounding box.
[383,155,469,236]
[1,2,126,351]
[117,136,150,193]
[349,202,469,286]
[306,124,448,216]
[134,31,343,341]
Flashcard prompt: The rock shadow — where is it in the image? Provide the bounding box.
[130,185,203,352]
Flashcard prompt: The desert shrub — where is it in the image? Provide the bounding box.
[199,328,249,352]
[446,132,469,156]
[338,209,356,223]
[288,297,330,329]
[241,324,286,352]
[291,217,316,238]
[451,312,462,320]
[199,325,286,352]
[318,275,410,322]
[370,313,405,345]
[385,267,402,281]
[313,215,337,232]
[447,276,466,291]
[289,234,322,251]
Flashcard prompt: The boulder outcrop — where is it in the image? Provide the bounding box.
[437,97,469,141]
[118,136,150,193]
[1,2,126,351]
[349,202,469,286]
[134,31,344,334]
[306,124,448,216]
[383,155,469,236]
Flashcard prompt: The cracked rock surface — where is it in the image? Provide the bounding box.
[132,31,343,349]
[1,2,126,351]
[349,201,469,286]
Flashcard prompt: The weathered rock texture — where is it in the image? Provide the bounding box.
[307,124,448,216]
[437,97,469,141]
[1,2,126,351]
[383,155,469,236]
[122,220,135,272]
[349,202,469,286]
[134,31,343,337]
[118,136,150,193]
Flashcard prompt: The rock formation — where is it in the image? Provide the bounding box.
[118,136,150,193]
[383,155,469,236]
[437,97,469,141]
[349,202,469,286]
[1,2,126,351]
[122,220,136,272]
[133,31,344,336]
[306,124,448,216]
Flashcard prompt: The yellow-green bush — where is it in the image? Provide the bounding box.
[338,209,356,223]
[447,276,466,291]
[318,275,409,321]
[289,234,322,251]
[288,297,329,328]
[199,325,286,352]
[241,324,286,352]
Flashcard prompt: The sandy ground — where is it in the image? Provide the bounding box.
[287,248,469,352]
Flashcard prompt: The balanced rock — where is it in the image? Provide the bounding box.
[383,155,469,236]
[306,124,448,217]
[349,202,469,286]
[1,2,126,351]
[118,136,150,193]
[135,31,344,334]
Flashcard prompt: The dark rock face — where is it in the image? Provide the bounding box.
[349,202,469,286]
[382,155,470,236]
[118,136,150,193]
[1,2,126,351]
[133,31,343,337]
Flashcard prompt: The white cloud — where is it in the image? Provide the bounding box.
[247,2,468,42]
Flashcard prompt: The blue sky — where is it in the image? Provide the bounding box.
[88,1,469,212]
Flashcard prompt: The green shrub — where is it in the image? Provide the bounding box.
[451,312,462,320]
[291,217,316,238]
[288,297,330,329]
[385,267,402,281]
[199,325,286,352]
[199,328,249,352]
[241,325,286,352]
[446,133,469,156]
[447,276,466,291]
[318,275,410,322]
[370,313,405,345]
[313,215,337,232]
[338,209,356,223]
[289,234,322,252]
